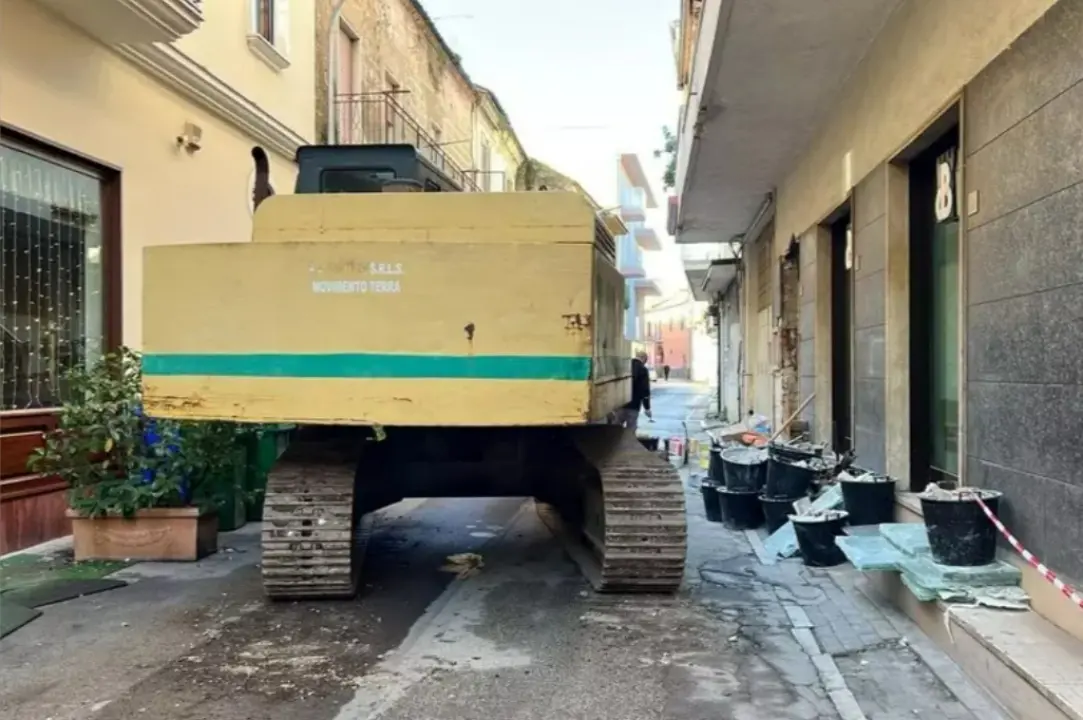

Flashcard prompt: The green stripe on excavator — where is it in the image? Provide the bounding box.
[142,353,593,381]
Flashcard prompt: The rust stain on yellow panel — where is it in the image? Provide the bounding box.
[144,377,594,426]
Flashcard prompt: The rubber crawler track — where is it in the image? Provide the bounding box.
[540,427,687,594]
[261,436,373,600]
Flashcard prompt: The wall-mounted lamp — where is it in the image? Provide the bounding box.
[176,122,203,154]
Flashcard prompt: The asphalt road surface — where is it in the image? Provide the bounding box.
[0,383,1002,720]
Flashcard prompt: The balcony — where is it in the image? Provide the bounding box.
[634,226,662,251]
[36,0,203,44]
[680,243,738,301]
[617,234,645,278]
[335,91,480,192]
[619,203,646,223]
[673,0,902,246]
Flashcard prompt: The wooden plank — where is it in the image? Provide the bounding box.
[1,431,43,479]
[0,487,70,555]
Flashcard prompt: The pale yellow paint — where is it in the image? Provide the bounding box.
[474,90,527,191]
[143,192,630,426]
[144,376,594,427]
[251,190,598,243]
[143,239,593,356]
[774,0,1056,251]
[173,0,315,141]
[1,0,310,349]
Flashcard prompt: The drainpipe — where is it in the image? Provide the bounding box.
[715,295,724,420]
[326,0,349,145]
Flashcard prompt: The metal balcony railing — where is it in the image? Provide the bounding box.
[334,91,480,191]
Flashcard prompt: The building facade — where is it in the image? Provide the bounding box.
[0,0,314,554]
[473,88,526,192]
[643,290,714,382]
[316,0,524,191]
[615,154,663,345]
[673,0,1083,690]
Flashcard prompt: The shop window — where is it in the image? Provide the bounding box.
[1,142,105,410]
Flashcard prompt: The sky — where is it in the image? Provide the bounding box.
[420,0,688,294]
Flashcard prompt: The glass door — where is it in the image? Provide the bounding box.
[929,211,960,481]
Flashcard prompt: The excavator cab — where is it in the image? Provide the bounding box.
[293,144,460,195]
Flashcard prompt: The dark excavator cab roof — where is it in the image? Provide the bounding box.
[294,144,462,195]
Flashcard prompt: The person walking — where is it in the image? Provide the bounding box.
[616,351,652,430]
[662,363,671,381]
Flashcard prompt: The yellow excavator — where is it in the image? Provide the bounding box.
[140,144,687,600]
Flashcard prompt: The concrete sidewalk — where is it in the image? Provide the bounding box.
[679,398,1008,720]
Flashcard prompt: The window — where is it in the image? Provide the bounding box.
[335,23,360,142]
[1,142,107,410]
[247,0,290,71]
[480,141,492,191]
[256,0,274,43]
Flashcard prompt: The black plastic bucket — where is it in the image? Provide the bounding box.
[760,494,801,534]
[764,458,815,498]
[839,474,896,526]
[708,448,726,485]
[700,480,723,523]
[768,442,823,464]
[720,447,767,492]
[717,487,765,530]
[920,490,1002,566]
[792,511,850,567]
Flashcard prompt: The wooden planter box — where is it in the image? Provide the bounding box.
[67,507,218,562]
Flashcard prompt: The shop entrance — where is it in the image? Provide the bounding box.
[908,126,961,489]
[829,211,853,453]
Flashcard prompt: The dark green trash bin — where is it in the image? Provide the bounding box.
[217,445,248,532]
[244,425,292,522]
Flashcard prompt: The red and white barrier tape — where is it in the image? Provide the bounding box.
[973,495,1083,610]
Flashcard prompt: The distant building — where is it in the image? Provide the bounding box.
[643,291,714,383]
[615,154,664,346]
[317,0,525,191]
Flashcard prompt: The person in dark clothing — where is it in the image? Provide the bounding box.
[662,364,671,381]
[616,351,652,430]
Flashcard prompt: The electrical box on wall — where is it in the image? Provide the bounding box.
[967,190,980,216]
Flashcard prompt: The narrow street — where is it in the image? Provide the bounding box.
[0,383,1005,720]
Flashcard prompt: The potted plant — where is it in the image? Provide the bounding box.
[182,420,248,532]
[30,348,226,562]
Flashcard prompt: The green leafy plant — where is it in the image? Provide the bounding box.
[654,126,677,190]
[29,347,250,519]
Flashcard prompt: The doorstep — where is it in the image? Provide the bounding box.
[853,492,1083,720]
[862,571,1083,720]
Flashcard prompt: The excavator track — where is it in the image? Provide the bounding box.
[539,426,687,593]
[261,433,373,600]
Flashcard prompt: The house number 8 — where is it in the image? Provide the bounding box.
[934,149,956,223]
